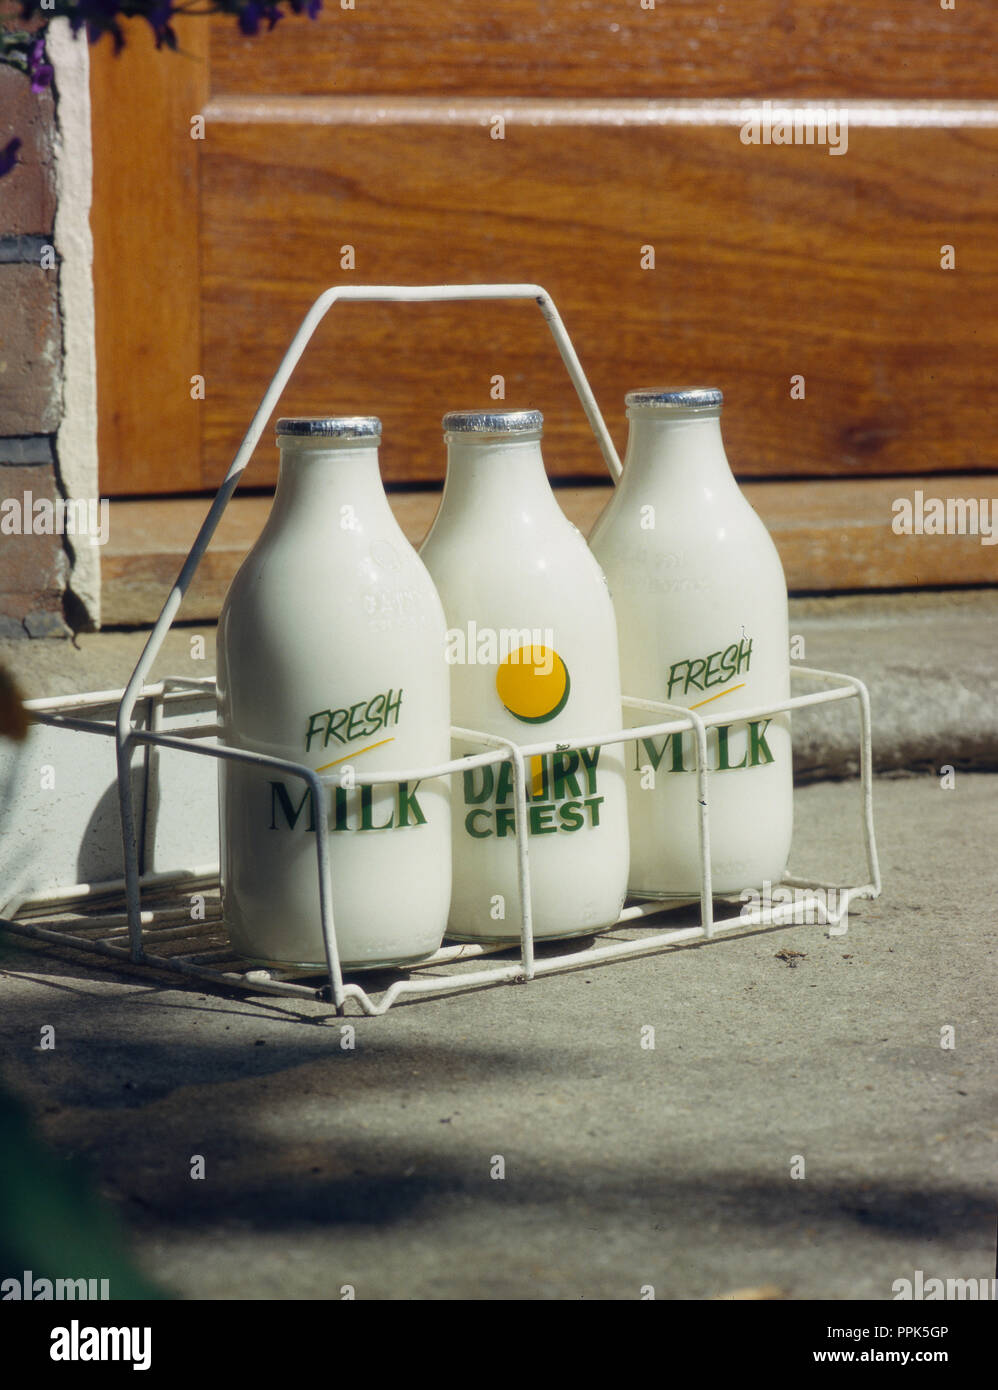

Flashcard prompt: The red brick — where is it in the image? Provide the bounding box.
[0,462,69,635]
[0,61,56,237]
[0,262,62,433]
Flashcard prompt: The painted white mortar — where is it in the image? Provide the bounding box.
[49,20,101,628]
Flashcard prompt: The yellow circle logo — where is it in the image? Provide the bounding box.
[495,646,571,724]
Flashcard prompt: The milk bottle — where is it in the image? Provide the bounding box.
[420,409,629,942]
[217,416,452,968]
[589,388,793,897]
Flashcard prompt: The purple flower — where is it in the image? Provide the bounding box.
[308,0,322,17]
[27,37,54,94]
[69,0,126,51]
[145,2,178,49]
[0,137,22,180]
[242,3,283,31]
[238,2,261,35]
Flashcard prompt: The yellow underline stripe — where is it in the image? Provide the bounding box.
[316,737,395,771]
[689,683,746,710]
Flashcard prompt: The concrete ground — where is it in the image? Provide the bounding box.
[0,591,996,1300]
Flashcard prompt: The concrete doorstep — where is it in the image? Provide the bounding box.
[1,589,996,778]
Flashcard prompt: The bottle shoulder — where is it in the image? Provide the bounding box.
[423,516,615,617]
[220,522,448,668]
[591,481,784,567]
[423,498,606,569]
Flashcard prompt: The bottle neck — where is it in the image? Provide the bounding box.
[621,409,738,495]
[437,431,562,521]
[271,438,391,526]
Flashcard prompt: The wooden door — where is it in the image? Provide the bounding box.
[90,3,998,603]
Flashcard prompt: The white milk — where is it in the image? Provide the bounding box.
[420,409,629,942]
[217,417,451,969]
[588,388,793,897]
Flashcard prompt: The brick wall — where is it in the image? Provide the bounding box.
[1,59,71,637]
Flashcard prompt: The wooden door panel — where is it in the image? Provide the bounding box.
[209,3,998,101]
[200,114,998,489]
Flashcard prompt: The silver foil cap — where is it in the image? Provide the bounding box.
[276,416,381,439]
[625,388,723,410]
[442,409,543,435]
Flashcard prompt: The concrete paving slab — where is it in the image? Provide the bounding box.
[0,773,995,1301]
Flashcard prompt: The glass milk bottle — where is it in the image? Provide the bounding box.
[419,408,629,942]
[217,416,451,969]
[588,388,792,897]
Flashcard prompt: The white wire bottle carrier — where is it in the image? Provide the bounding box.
[5,284,881,1016]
